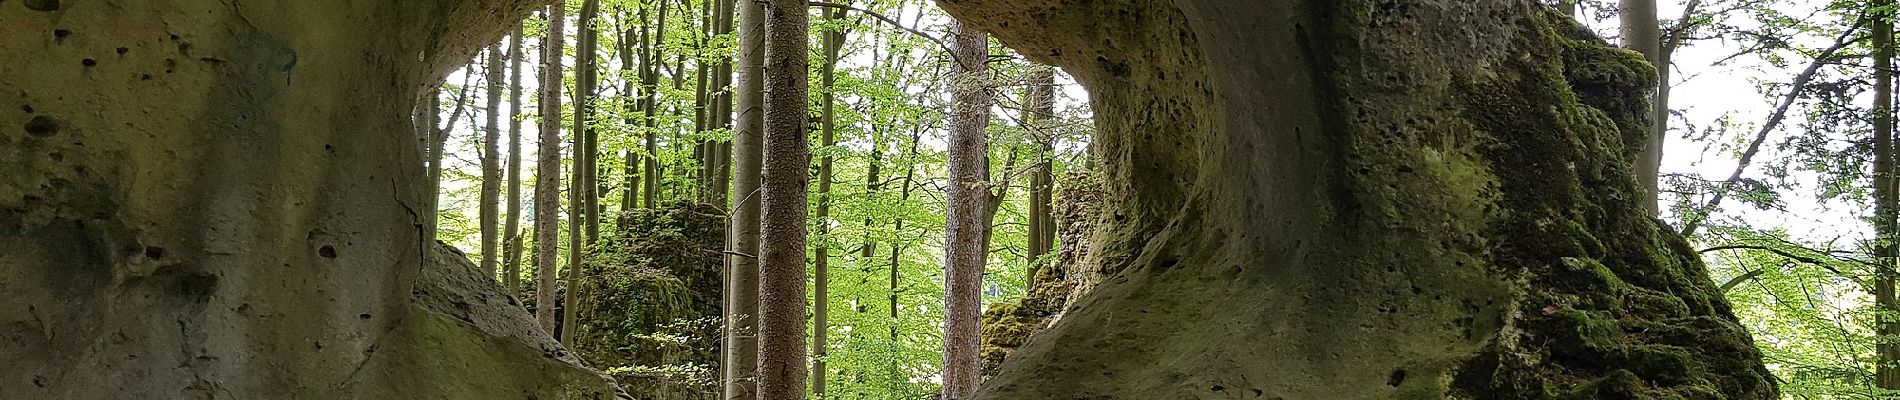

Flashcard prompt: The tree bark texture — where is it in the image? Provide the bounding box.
[0,0,621,398]
[934,0,1776,398]
[940,19,993,400]
[534,3,567,335]
[482,45,504,279]
[756,0,811,397]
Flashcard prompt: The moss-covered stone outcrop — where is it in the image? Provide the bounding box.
[570,203,726,400]
[937,0,1775,398]
[980,170,1107,375]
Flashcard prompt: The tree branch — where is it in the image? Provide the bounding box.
[1678,15,1867,237]
[806,1,959,65]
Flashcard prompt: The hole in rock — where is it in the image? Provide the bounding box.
[25,116,59,137]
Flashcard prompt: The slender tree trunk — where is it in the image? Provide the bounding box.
[723,0,767,396]
[1620,0,1662,215]
[560,0,600,347]
[505,26,527,294]
[709,0,736,209]
[811,7,846,398]
[579,0,602,246]
[888,126,923,343]
[620,7,642,214]
[644,0,672,208]
[534,4,568,334]
[940,20,992,400]
[1874,0,1898,389]
[1024,65,1056,278]
[481,45,505,280]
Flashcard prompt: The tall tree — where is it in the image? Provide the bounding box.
[757,0,811,397]
[709,0,737,208]
[504,26,527,294]
[619,3,643,213]
[939,20,991,400]
[578,0,603,246]
[811,6,847,398]
[562,0,601,347]
[1620,0,1663,215]
[534,5,568,333]
[644,0,673,208]
[482,44,505,280]
[1874,0,1898,389]
[1023,65,1056,277]
[723,0,767,396]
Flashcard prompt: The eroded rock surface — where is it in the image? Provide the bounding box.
[0,0,621,398]
[938,0,1777,398]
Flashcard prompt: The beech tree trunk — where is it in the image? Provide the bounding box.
[723,0,767,397]
[812,7,846,397]
[561,0,601,348]
[940,19,992,400]
[578,0,603,246]
[0,0,620,398]
[1620,0,1663,215]
[643,0,671,208]
[756,0,811,397]
[534,3,567,334]
[1874,0,1898,389]
[935,0,1776,398]
[505,26,527,293]
[482,45,504,279]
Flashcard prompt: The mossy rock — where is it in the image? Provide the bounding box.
[570,203,726,400]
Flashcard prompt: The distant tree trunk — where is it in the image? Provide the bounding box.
[1874,0,1898,389]
[941,20,992,400]
[1024,65,1056,278]
[561,0,600,347]
[811,7,846,398]
[504,26,527,294]
[619,7,642,214]
[644,0,672,208]
[1620,0,1662,215]
[534,4,568,334]
[757,0,811,397]
[578,0,603,246]
[723,0,767,396]
[482,45,504,280]
[710,0,737,209]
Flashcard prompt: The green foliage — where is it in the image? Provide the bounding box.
[431,0,1094,397]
